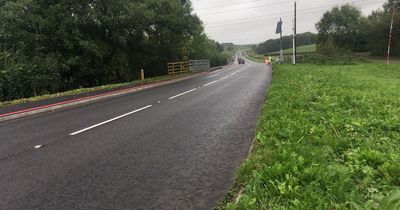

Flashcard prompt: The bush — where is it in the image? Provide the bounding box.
[297,53,369,65]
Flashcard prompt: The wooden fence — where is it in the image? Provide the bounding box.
[168,62,189,75]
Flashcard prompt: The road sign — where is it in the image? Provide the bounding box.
[276,20,282,34]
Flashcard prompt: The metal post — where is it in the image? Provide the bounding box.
[387,4,396,65]
[292,18,295,64]
[294,1,297,65]
[140,69,144,80]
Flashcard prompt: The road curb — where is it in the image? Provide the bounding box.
[0,72,208,123]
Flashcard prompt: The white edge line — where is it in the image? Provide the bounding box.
[69,105,153,136]
[168,88,197,100]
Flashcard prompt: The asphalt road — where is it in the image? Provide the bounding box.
[0,60,272,210]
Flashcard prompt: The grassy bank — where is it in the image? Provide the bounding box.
[270,44,317,55]
[225,64,400,209]
[0,74,192,108]
[245,54,266,63]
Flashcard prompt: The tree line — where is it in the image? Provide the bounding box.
[255,32,317,55]
[316,0,399,56]
[0,0,228,102]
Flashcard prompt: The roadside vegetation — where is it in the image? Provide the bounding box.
[227,1,400,209]
[225,63,400,209]
[252,1,399,64]
[0,73,191,108]
[245,53,266,63]
[255,32,317,55]
[270,44,316,55]
[0,0,228,102]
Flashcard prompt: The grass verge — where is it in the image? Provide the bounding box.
[223,63,400,209]
[270,44,317,55]
[0,74,192,108]
[245,54,266,63]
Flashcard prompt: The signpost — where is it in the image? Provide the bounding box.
[276,19,284,64]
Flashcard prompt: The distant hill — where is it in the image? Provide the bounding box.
[255,32,316,55]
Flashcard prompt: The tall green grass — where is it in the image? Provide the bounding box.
[226,64,400,209]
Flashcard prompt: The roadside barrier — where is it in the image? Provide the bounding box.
[168,62,190,75]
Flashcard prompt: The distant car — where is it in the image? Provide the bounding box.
[238,58,245,64]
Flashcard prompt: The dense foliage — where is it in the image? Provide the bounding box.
[0,0,228,102]
[367,4,400,56]
[226,64,400,209]
[316,1,399,56]
[316,5,368,53]
[255,32,316,55]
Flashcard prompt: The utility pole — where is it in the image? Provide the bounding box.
[387,3,396,65]
[293,1,297,65]
[292,19,295,64]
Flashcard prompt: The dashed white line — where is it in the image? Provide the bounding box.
[203,81,218,87]
[33,145,43,149]
[69,105,153,136]
[168,88,197,100]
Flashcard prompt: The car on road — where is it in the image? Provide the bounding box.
[238,58,245,64]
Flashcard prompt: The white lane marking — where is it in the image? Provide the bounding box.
[168,88,197,100]
[69,105,152,136]
[203,70,241,87]
[220,75,230,80]
[203,80,218,87]
[33,145,43,149]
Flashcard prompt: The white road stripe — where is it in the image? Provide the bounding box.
[33,145,43,149]
[220,75,230,80]
[69,105,152,136]
[203,80,218,87]
[168,88,197,100]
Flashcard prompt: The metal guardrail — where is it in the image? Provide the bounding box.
[168,61,189,75]
[189,60,210,72]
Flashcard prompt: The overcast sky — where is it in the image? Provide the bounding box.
[191,0,387,44]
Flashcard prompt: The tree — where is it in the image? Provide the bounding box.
[0,0,228,101]
[367,2,400,56]
[384,0,400,11]
[316,4,368,53]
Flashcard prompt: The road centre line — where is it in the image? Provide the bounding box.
[220,75,230,80]
[203,80,218,87]
[69,66,245,136]
[69,105,153,136]
[168,88,198,100]
[203,70,241,87]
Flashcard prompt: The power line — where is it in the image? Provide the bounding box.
[205,0,383,28]
[206,10,319,28]
[195,0,369,15]
[196,0,276,11]
[205,0,382,24]
[196,0,293,16]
